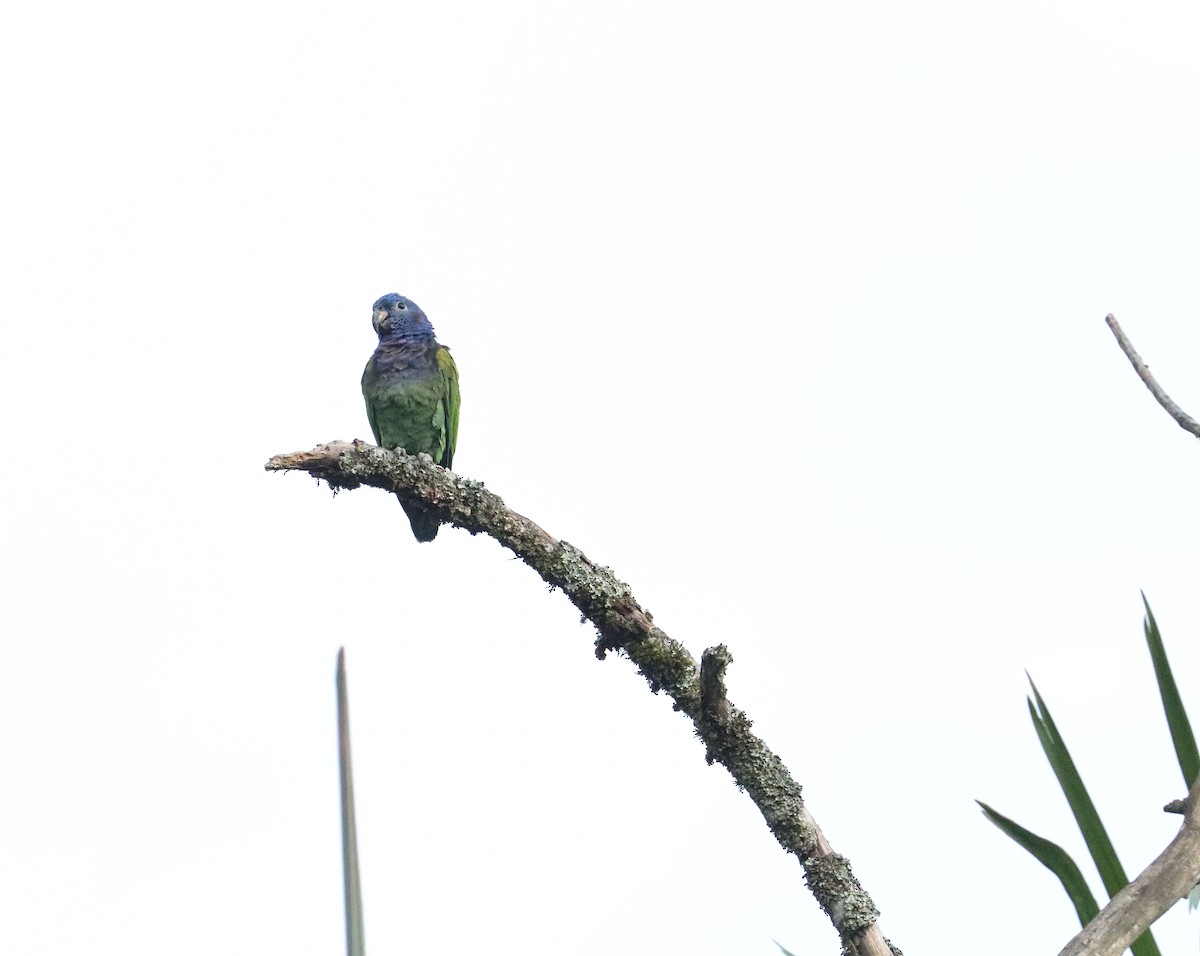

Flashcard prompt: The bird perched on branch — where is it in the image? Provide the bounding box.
[361,293,460,541]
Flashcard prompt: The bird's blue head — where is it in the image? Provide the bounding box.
[371,293,434,342]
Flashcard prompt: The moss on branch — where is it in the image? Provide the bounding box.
[266,441,896,955]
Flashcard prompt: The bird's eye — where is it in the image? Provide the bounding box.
[397,302,407,310]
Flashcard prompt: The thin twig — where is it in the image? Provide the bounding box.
[266,441,901,956]
[1106,314,1200,437]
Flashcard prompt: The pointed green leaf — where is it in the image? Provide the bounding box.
[338,648,366,956]
[773,941,797,956]
[1142,593,1199,787]
[1027,679,1161,956]
[1027,680,1128,894]
[976,801,1099,926]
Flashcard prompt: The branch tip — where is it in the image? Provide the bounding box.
[700,644,734,729]
[1105,313,1200,438]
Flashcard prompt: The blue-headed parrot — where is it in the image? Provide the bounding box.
[361,293,460,541]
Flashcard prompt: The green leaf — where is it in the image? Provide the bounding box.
[976,801,1099,926]
[1142,593,1200,787]
[772,941,797,956]
[1027,678,1161,956]
[338,648,366,956]
[1027,680,1128,894]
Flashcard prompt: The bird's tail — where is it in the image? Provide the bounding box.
[398,495,441,542]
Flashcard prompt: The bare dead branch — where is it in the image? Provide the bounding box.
[1106,314,1200,437]
[1058,778,1200,956]
[266,441,901,956]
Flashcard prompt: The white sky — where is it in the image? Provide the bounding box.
[5,1,1200,953]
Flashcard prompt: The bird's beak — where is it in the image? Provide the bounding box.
[372,309,389,332]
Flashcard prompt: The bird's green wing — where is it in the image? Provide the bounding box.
[360,357,384,445]
[436,347,460,470]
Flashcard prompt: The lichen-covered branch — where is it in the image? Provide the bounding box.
[266,441,900,956]
[1106,313,1200,438]
[1057,777,1200,956]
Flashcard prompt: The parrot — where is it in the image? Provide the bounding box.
[361,293,460,541]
